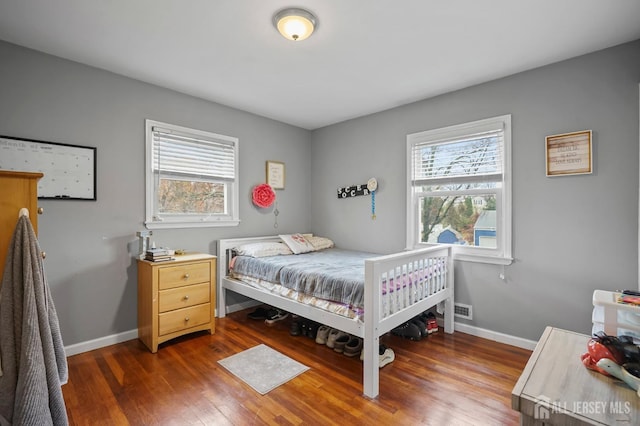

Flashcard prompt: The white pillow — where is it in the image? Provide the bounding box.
[279,233,315,254]
[235,242,293,257]
[306,236,335,251]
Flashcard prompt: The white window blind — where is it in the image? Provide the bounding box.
[411,128,504,187]
[144,119,240,229]
[152,127,236,180]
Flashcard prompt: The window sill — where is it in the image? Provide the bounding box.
[145,219,240,230]
[453,252,513,266]
[410,243,513,265]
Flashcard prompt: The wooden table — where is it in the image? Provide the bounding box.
[512,326,639,425]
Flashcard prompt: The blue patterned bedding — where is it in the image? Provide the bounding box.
[230,248,376,309]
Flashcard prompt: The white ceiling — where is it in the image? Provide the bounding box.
[1,1,639,130]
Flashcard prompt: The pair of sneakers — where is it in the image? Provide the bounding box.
[401,312,438,339]
[419,311,438,334]
[322,328,348,350]
[290,318,320,338]
[334,334,362,357]
[427,312,438,333]
[315,325,333,345]
[360,344,395,368]
[391,321,423,341]
[317,327,362,357]
[247,306,271,320]
[264,308,289,326]
[247,306,290,325]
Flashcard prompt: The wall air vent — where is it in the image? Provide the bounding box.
[454,303,473,320]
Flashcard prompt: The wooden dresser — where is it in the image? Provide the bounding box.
[0,170,43,283]
[512,326,639,425]
[137,253,216,353]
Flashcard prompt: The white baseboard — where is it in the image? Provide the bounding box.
[225,300,262,314]
[451,321,538,350]
[64,329,138,357]
[64,302,261,357]
[64,309,537,357]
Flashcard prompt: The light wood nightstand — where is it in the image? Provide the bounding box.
[137,253,216,353]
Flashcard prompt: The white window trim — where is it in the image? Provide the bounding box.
[144,119,240,229]
[406,114,513,265]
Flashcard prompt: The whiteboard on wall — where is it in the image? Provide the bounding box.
[0,135,96,200]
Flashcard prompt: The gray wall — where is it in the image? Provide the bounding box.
[311,40,640,341]
[2,38,639,348]
[0,41,312,346]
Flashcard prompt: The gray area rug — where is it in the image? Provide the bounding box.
[218,344,309,395]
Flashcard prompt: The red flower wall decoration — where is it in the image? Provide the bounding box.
[252,183,276,208]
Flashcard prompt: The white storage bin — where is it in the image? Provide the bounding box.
[592,289,640,337]
[592,322,640,341]
[592,305,640,326]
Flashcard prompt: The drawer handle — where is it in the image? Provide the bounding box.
[184,317,190,322]
[183,273,190,280]
[183,295,190,300]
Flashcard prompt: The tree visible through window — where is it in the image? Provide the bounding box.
[158,180,225,214]
[407,115,511,263]
[419,136,499,246]
[145,120,239,229]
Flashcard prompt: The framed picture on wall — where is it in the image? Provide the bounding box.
[266,160,285,189]
[545,130,592,177]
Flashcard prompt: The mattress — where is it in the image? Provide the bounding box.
[229,272,362,319]
[230,248,376,310]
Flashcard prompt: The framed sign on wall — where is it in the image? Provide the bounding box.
[545,130,592,177]
[266,160,285,189]
[0,135,97,200]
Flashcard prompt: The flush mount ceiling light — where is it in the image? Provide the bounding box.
[273,8,318,41]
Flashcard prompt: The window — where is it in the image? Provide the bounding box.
[406,115,512,264]
[145,119,239,229]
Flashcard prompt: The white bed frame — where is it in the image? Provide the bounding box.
[217,236,454,398]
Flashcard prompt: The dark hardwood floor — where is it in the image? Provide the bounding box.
[62,309,532,425]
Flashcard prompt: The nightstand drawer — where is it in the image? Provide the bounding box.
[159,282,210,313]
[159,262,210,290]
[158,303,211,336]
